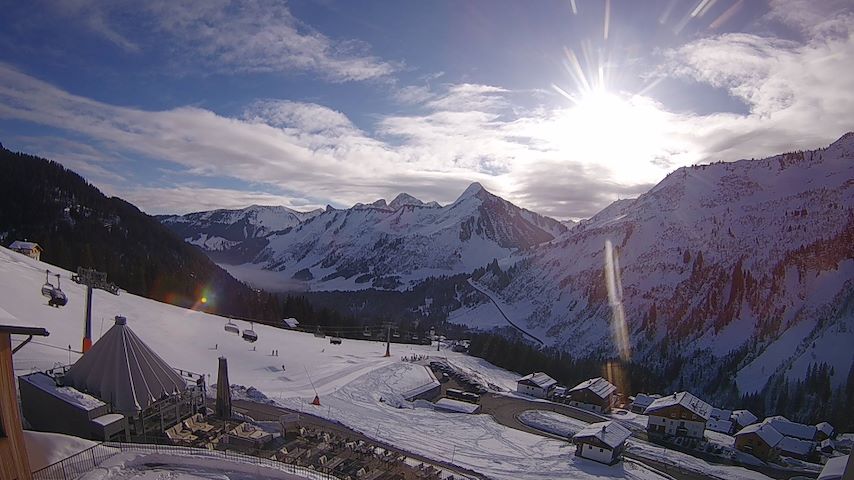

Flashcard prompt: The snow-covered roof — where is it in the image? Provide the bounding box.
[707,419,733,434]
[817,455,848,480]
[573,421,631,449]
[777,436,815,456]
[92,413,125,426]
[644,392,712,420]
[731,410,758,426]
[568,377,616,399]
[710,407,732,421]
[434,398,480,414]
[631,393,660,409]
[9,240,40,251]
[762,416,816,441]
[402,378,440,400]
[816,422,834,436]
[282,317,299,328]
[65,316,187,414]
[735,423,783,447]
[21,372,106,411]
[517,372,557,390]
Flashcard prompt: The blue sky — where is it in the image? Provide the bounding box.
[0,0,852,218]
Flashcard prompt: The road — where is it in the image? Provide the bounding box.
[467,279,544,345]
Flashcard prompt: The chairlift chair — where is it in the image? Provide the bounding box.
[41,269,54,298]
[362,326,371,337]
[242,322,258,343]
[48,274,68,307]
[392,327,400,339]
[224,319,240,334]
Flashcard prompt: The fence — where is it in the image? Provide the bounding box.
[32,441,342,480]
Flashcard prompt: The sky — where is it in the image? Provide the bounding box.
[0,0,852,219]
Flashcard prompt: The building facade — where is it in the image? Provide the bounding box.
[644,392,711,443]
[516,372,557,399]
[567,377,617,413]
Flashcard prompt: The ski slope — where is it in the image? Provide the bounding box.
[1,247,671,480]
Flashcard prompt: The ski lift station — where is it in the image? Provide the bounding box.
[18,315,206,442]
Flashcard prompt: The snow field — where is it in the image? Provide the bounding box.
[1,248,666,480]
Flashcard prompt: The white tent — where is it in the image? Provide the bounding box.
[65,316,186,414]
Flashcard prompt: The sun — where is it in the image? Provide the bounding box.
[548,87,676,184]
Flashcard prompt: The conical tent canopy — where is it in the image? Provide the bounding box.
[65,316,187,414]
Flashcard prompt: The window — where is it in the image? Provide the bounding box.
[599,448,603,453]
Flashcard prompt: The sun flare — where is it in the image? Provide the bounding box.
[548,87,678,184]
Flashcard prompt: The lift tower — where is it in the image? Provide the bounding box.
[71,267,119,352]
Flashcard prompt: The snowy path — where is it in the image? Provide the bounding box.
[467,279,544,345]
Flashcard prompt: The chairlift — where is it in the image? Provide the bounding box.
[362,326,372,337]
[242,322,258,343]
[41,269,54,298]
[48,274,68,307]
[392,327,400,339]
[224,319,240,334]
[313,327,326,338]
[330,336,342,345]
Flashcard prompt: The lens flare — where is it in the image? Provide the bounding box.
[604,239,630,361]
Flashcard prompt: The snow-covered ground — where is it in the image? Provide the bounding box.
[2,248,666,480]
[80,452,328,480]
[24,430,101,471]
[517,410,589,438]
[626,441,771,480]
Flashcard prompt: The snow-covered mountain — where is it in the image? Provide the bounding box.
[158,205,323,254]
[160,184,567,290]
[472,133,854,399]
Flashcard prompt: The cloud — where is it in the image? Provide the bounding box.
[37,0,397,82]
[116,186,319,215]
[663,11,854,161]
[1,0,852,222]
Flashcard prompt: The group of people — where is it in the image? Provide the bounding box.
[401,354,430,362]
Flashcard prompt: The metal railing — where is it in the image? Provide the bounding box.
[32,441,342,480]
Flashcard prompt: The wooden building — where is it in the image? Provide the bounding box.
[7,242,42,262]
[644,391,711,443]
[572,421,631,465]
[630,393,660,414]
[516,372,557,399]
[734,422,783,461]
[731,410,758,431]
[815,422,834,441]
[1,316,49,480]
[567,377,617,413]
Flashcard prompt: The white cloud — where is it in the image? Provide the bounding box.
[116,186,319,215]
[40,0,397,82]
[1,1,853,221]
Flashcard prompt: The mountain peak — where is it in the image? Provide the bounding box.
[389,193,424,209]
[456,182,488,202]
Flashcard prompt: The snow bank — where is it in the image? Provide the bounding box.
[518,410,589,438]
[24,430,100,471]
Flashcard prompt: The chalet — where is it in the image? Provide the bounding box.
[282,317,299,329]
[761,416,817,441]
[8,240,42,261]
[572,421,631,465]
[777,436,815,461]
[567,377,617,413]
[731,409,758,430]
[815,422,834,441]
[630,393,660,414]
[734,423,783,461]
[706,418,734,434]
[644,391,711,443]
[516,372,557,399]
[710,407,732,421]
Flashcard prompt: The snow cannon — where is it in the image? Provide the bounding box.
[311,395,321,406]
